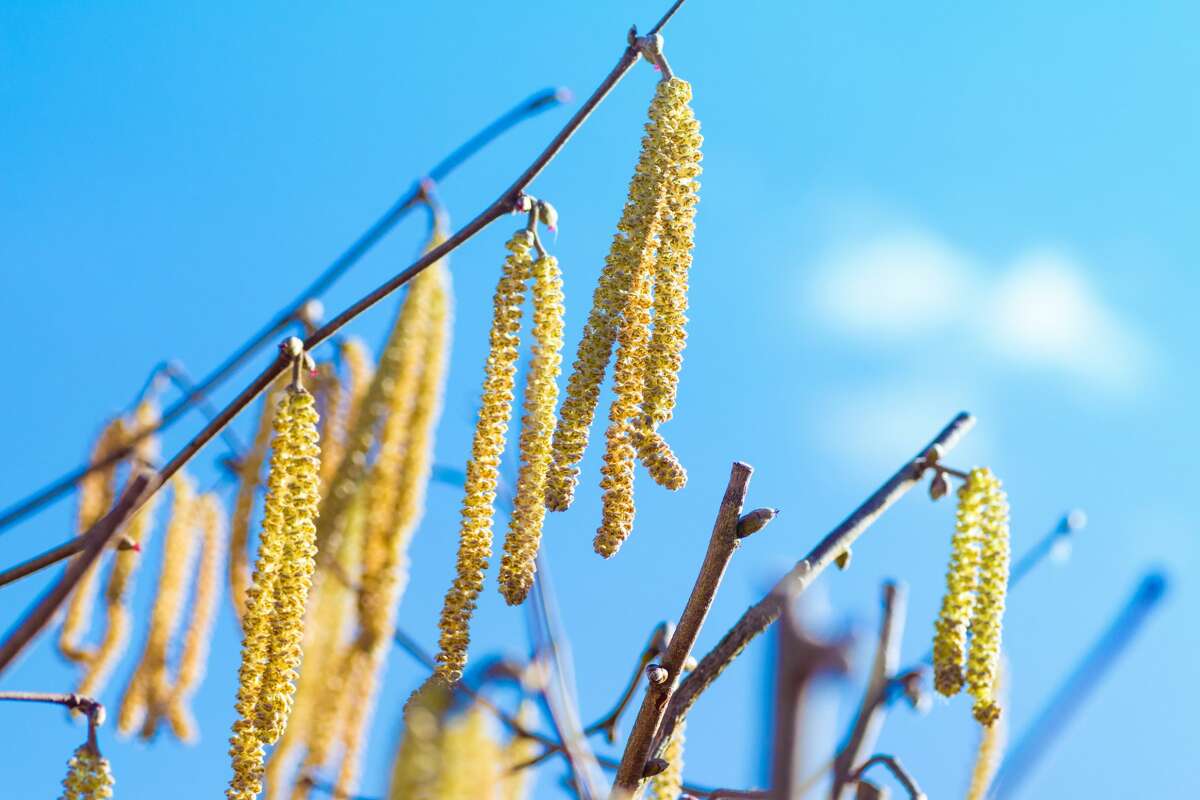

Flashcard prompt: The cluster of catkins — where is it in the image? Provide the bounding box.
[59,743,114,800]
[932,467,1011,726]
[434,74,702,684]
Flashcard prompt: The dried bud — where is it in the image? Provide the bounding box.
[835,548,852,571]
[537,200,559,231]
[929,471,952,501]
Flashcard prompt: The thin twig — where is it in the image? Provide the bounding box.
[831,583,908,800]
[0,87,568,537]
[988,571,1168,800]
[612,462,757,795]
[654,413,975,759]
[0,537,92,589]
[850,755,926,800]
[0,11,689,678]
[0,690,104,720]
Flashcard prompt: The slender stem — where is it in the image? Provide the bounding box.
[0,87,568,537]
[0,537,89,589]
[0,690,103,718]
[0,13,692,676]
[612,462,755,795]
[655,413,975,756]
[850,755,926,800]
[988,571,1167,800]
[831,583,908,800]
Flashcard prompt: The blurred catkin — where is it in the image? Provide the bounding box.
[229,386,281,622]
[966,662,1008,800]
[59,417,128,664]
[59,745,114,800]
[436,230,533,683]
[499,253,565,605]
[932,474,984,697]
[434,707,503,800]
[228,387,321,800]
[388,678,452,800]
[500,703,540,800]
[117,474,200,738]
[967,469,1010,726]
[646,720,685,800]
[545,79,681,513]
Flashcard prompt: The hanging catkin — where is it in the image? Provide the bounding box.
[932,474,984,697]
[229,386,281,622]
[967,469,1010,726]
[117,474,200,738]
[435,230,533,683]
[499,251,565,605]
[388,678,453,800]
[966,662,1008,800]
[227,385,320,800]
[434,706,503,800]
[59,743,115,800]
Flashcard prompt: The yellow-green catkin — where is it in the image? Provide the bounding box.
[338,336,375,451]
[229,387,280,623]
[59,744,115,800]
[435,230,533,683]
[434,706,503,800]
[59,417,128,664]
[545,80,680,513]
[227,388,321,800]
[313,360,346,491]
[169,492,227,742]
[646,720,686,800]
[117,474,200,738]
[932,473,986,698]
[499,253,565,605]
[966,662,1008,800]
[388,678,453,800]
[967,469,1010,726]
[500,703,539,800]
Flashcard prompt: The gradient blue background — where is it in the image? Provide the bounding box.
[1,2,1195,797]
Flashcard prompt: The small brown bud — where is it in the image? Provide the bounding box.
[736,507,779,538]
[646,664,669,685]
[856,780,888,800]
[642,758,669,779]
[929,471,952,501]
[835,548,852,570]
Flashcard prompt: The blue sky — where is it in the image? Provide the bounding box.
[1,1,1196,798]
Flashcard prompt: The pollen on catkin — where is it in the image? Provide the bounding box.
[227,386,321,800]
[499,252,565,605]
[632,421,687,491]
[967,468,1010,726]
[229,387,280,623]
[646,719,686,800]
[932,472,985,698]
[545,78,680,513]
[59,744,114,800]
[435,230,533,683]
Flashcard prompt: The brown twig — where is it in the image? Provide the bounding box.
[850,755,926,800]
[653,413,975,757]
[0,9,690,679]
[770,599,852,799]
[830,583,908,800]
[611,461,757,796]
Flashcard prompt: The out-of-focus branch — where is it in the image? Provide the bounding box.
[611,461,759,796]
[850,755,926,799]
[988,571,1168,800]
[831,583,908,800]
[770,598,851,799]
[656,413,975,759]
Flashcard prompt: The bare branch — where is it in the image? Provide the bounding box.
[655,413,975,755]
[610,461,756,796]
[850,755,926,800]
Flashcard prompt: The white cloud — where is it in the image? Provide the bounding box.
[806,228,1155,393]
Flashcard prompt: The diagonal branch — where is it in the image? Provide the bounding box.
[850,755,926,800]
[611,461,757,796]
[0,13,690,678]
[653,412,975,758]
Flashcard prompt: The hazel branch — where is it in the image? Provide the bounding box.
[611,461,757,796]
[654,413,975,756]
[0,6,690,678]
[0,86,569,537]
[850,755,926,800]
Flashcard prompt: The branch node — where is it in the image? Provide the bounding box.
[646,664,669,685]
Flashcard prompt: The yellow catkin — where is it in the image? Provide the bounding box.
[60,417,128,664]
[229,387,281,623]
[932,473,986,698]
[646,720,686,800]
[228,388,321,800]
[338,336,375,467]
[967,469,1010,726]
[434,706,503,800]
[79,400,163,699]
[59,745,115,800]
[388,678,453,800]
[169,492,228,742]
[313,361,346,492]
[966,663,1008,800]
[500,702,540,800]
[499,253,565,605]
[435,230,533,683]
[631,424,686,491]
[545,80,679,513]
[117,474,200,738]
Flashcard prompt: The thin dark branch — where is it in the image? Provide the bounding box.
[988,571,1168,800]
[0,537,90,589]
[612,462,756,794]
[831,583,908,800]
[0,87,568,537]
[655,413,975,759]
[850,755,926,800]
[0,11,692,677]
[648,0,690,34]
